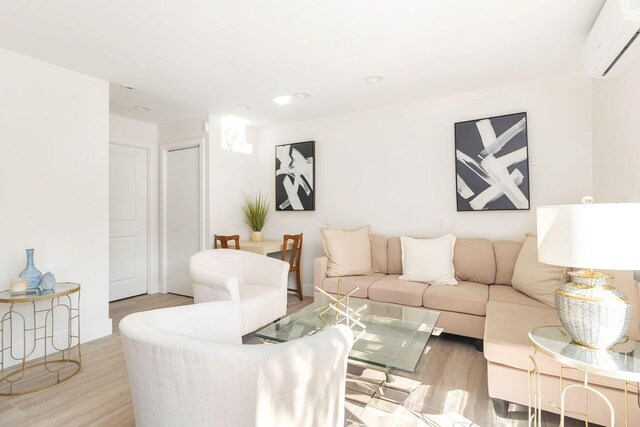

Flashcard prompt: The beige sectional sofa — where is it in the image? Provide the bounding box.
[314,234,640,425]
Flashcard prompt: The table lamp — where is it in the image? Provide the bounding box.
[537,201,640,350]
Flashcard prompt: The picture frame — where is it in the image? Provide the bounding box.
[454,112,530,212]
[275,140,315,211]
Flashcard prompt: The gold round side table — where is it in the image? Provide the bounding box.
[0,282,81,395]
[527,326,640,427]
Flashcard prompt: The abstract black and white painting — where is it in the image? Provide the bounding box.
[455,112,530,211]
[275,141,315,211]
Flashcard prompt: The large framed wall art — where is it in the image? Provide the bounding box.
[454,112,530,211]
[275,140,315,211]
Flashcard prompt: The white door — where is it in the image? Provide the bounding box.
[109,144,148,301]
[166,146,200,297]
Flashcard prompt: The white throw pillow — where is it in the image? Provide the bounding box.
[399,235,458,285]
[320,226,372,277]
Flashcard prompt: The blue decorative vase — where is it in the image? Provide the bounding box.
[19,249,42,290]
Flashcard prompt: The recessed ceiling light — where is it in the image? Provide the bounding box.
[365,75,384,83]
[272,96,292,106]
[134,106,150,112]
[120,85,136,91]
[237,106,252,111]
[294,92,311,99]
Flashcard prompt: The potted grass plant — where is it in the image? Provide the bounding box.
[242,192,270,242]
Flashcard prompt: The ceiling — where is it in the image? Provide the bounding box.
[0,0,604,126]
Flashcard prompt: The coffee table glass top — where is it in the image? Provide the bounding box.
[257,297,440,373]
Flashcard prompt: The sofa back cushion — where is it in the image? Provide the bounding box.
[511,235,566,307]
[453,238,496,285]
[370,235,388,274]
[387,236,403,275]
[493,240,524,285]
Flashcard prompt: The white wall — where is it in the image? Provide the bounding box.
[592,59,640,281]
[593,58,640,203]
[258,73,593,293]
[0,48,111,346]
[208,115,261,243]
[109,114,160,293]
[110,114,157,145]
[158,116,208,145]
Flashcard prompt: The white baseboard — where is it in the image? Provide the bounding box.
[82,317,113,343]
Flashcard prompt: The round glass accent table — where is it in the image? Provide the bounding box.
[0,282,81,395]
[528,326,640,427]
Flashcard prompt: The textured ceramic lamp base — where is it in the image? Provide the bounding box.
[556,270,632,350]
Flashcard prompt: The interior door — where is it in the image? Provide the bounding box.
[109,144,148,301]
[166,146,200,297]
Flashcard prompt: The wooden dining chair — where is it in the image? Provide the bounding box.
[213,234,240,249]
[281,233,303,300]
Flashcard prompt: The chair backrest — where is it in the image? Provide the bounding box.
[282,233,303,269]
[119,301,353,427]
[213,234,240,249]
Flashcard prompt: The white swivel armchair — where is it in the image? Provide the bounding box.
[189,249,290,335]
[120,301,353,427]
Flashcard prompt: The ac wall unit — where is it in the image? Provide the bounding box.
[584,0,640,78]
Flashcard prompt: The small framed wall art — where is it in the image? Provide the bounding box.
[454,112,530,212]
[275,140,315,211]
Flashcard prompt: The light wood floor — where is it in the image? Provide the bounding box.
[0,294,590,427]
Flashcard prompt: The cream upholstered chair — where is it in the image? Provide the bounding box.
[120,301,353,427]
[189,249,289,335]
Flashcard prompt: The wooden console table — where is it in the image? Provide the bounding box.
[238,240,292,255]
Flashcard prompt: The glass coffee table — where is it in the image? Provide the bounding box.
[257,296,441,405]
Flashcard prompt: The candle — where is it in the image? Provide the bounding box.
[10,278,28,294]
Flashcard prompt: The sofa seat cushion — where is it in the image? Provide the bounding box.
[321,273,385,298]
[368,275,429,307]
[485,301,559,371]
[422,281,488,316]
[484,301,627,390]
[489,285,549,308]
[485,300,565,381]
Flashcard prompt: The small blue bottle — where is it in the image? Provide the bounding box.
[19,249,42,290]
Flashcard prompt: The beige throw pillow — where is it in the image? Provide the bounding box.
[399,235,458,285]
[512,234,566,307]
[321,226,372,277]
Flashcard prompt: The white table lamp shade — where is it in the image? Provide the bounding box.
[537,203,640,270]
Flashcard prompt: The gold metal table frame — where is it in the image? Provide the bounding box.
[0,282,81,395]
[527,326,640,427]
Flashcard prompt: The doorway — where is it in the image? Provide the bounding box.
[109,144,148,301]
[163,141,204,297]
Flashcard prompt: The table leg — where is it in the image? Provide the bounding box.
[560,372,614,427]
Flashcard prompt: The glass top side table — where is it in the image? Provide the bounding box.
[528,326,640,427]
[0,282,81,395]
